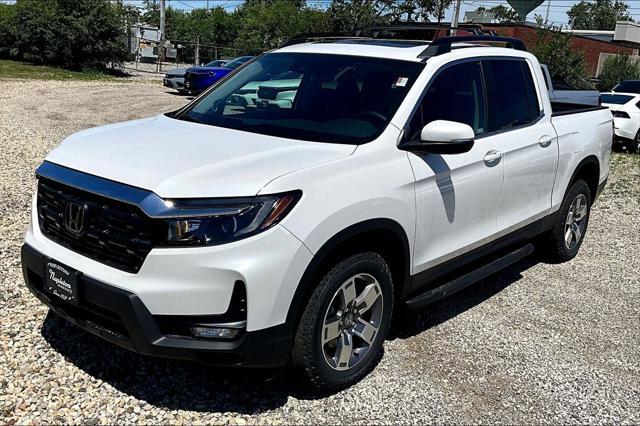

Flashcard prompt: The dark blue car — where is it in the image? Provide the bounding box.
[184,56,255,94]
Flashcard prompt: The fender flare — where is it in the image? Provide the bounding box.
[285,218,411,327]
[565,155,600,201]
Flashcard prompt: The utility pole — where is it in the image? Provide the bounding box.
[450,0,462,36]
[195,36,200,66]
[157,0,166,72]
[545,0,551,22]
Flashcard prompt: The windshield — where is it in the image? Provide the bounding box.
[223,56,254,69]
[613,80,640,94]
[601,94,634,105]
[176,53,424,144]
[204,60,227,67]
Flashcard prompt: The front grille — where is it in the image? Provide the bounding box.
[184,71,193,82]
[37,177,162,273]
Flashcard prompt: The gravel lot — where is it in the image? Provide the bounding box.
[1,78,639,424]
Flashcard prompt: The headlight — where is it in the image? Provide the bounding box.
[161,191,301,246]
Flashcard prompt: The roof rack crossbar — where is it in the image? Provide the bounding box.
[281,33,356,47]
[418,35,527,59]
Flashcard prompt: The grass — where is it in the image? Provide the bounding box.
[0,60,128,81]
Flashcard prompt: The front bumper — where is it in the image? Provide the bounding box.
[21,244,291,367]
[163,77,184,89]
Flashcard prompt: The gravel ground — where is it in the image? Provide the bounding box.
[1,79,639,424]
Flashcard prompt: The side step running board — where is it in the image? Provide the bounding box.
[405,243,535,310]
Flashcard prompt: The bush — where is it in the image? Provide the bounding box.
[529,18,593,89]
[3,0,129,71]
[597,54,640,91]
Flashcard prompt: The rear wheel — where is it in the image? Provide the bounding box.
[293,252,393,391]
[630,130,640,153]
[543,180,592,263]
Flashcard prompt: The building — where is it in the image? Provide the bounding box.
[464,10,495,24]
[481,22,637,76]
[361,22,639,77]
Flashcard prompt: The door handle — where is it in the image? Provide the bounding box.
[539,135,554,148]
[484,150,503,167]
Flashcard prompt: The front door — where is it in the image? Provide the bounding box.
[406,60,504,275]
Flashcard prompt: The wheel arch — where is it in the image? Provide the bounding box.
[285,218,411,328]
[567,155,600,202]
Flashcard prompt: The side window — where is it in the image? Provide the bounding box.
[483,59,540,132]
[406,60,486,141]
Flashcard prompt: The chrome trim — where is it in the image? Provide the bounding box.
[413,210,549,274]
[35,162,258,219]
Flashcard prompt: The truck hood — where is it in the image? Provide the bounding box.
[46,114,356,198]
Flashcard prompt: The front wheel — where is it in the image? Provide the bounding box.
[293,252,394,392]
[543,180,592,263]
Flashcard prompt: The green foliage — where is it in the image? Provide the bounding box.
[597,54,640,91]
[3,0,129,71]
[326,0,389,33]
[487,5,519,23]
[0,4,17,58]
[530,17,593,89]
[234,0,329,52]
[568,0,632,31]
[381,0,453,23]
[472,5,518,23]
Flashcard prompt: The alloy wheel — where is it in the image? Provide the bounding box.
[321,273,384,371]
[564,193,588,250]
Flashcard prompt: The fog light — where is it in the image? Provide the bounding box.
[189,326,240,340]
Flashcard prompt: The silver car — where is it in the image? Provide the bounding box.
[163,60,228,93]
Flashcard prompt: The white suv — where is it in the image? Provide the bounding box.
[22,36,612,391]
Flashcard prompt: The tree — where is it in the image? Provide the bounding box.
[469,5,518,23]
[6,0,130,70]
[234,0,329,51]
[326,0,389,33]
[530,17,593,89]
[568,0,632,31]
[0,3,17,58]
[488,5,519,23]
[597,54,640,91]
[383,0,454,23]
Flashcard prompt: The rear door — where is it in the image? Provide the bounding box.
[407,59,504,274]
[482,58,559,230]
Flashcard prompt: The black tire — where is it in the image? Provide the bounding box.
[629,131,640,154]
[543,180,592,263]
[293,252,394,392]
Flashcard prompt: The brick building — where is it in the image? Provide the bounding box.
[480,23,635,77]
[363,23,637,78]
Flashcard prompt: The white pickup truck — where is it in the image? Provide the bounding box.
[22,35,612,391]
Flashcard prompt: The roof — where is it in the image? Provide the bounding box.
[274,37,529,62]
[274,40,430,62]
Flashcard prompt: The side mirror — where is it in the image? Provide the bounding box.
[400,120,475,154]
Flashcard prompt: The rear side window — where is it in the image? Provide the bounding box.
[601,94,634,105]
[407,60,486,140]
[483,59,540,132]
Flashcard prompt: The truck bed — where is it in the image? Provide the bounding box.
[551,101,607,117]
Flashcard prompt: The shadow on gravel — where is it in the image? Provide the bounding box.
[40,254,542,410]
[40,313,297,413]
[390,254,542,340]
